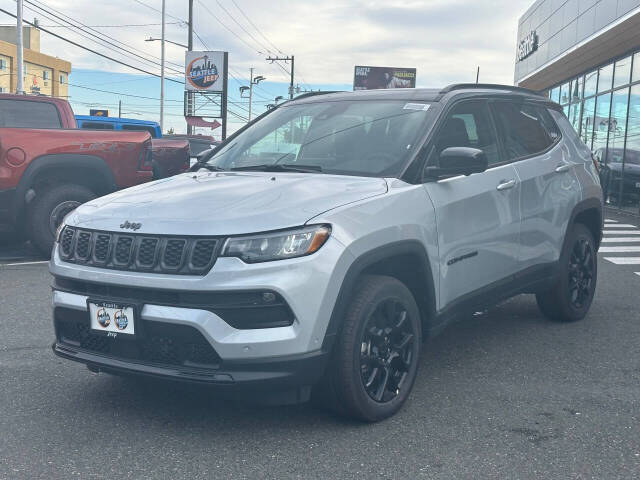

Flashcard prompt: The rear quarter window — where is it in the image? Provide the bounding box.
[0,99,62,128]
[79,122,115,130]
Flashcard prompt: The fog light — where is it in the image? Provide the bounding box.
[262,292,276,303]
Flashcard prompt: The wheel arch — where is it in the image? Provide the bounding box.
[11,154,117,224]
[323,240,437,351]
[568,197,603,250]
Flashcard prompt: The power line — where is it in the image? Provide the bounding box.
[195,0,263,54]
[24,0,185,74]
[0,8,185,84]
[230,0,283,54]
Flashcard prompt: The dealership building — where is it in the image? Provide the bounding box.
[0,25,70,98]
[515,0,640,214]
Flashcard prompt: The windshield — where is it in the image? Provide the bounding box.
[205,100,433,177]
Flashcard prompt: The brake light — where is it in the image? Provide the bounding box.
[139,143,153,171]
[591,153,600,173]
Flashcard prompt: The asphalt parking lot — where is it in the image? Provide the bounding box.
[1,211,639,479]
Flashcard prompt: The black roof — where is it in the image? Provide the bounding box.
[287,83,547,106]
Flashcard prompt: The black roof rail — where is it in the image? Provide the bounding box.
[440,83,544,97]
[290,90,343,101]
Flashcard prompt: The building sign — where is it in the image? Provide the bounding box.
[185,51,226,92]
[90,109,108,117]
[353,66,416,91]
[517,31,538,62]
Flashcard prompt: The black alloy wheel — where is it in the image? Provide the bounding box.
[360,299,415,403]
[567,237,595,310]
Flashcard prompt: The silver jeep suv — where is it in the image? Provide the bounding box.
[50,84,603,421]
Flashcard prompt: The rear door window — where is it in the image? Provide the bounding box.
[80,122,114,130]
[490,102,556,160]
[0,99,62,128]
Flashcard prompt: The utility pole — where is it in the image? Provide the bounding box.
[159,0,166,133]
[248,67,254,121]
[186,0,193,135]
[266,55,294,99]
[16,0,24,94]
[118,100,122,118]
[475,66,480,84]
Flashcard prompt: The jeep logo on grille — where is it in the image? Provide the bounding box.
[120,221,142,231]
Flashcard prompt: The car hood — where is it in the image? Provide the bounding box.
[67,171,388,235]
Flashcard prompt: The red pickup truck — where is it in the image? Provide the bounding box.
[0,94,185,254]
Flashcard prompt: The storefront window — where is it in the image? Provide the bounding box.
[613,56,632,89]
[598,64,614,93]
[582,97,596,147]
[584,70,598,97]
[633,52,640,83]
[592,92,612,152]
[550,86,560,103]
[569,101,582,134]
[626,84,640,168]
[608,88,629,152]
[560,81,571,104]
[572,76,583,102]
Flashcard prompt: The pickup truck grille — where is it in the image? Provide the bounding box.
[58,226,219,275]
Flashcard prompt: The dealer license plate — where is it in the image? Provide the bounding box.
[88,301,135,336]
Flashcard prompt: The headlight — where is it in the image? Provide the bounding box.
[221,225,331,263]
[55,222,67,242]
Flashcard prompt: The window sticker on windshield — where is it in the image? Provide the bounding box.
[403,103,430,111]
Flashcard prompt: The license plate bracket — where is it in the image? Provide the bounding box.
[87,300,137,338]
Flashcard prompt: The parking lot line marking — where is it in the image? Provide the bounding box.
[602,224,637,228]
[636,272,640,277]
[604,257,640,264]
[604,219,618,223]
[599,246,640,253]
[601,237,640,243]
[0,260,49,266]
[603,230,640,235]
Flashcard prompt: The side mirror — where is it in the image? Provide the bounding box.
[425,147,488,178]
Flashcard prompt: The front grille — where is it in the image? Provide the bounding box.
[58,227,219,275]
[55,307,221,368]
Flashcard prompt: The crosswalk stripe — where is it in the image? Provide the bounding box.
[601,224,637,228]
[601,237,640,243]
[599,246,640,253]
[604,219,618,223]
[603,230,640,235]
[604,257,640,265]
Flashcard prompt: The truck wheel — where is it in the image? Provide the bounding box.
[28,184,95,255]
[536,223,597,322]
[314,275,421,422]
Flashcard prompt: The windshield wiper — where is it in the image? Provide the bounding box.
[197,163,226,172]
[230,164,322,173]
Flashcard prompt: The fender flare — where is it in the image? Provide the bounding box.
[566,196,603,247]
[11,154,117,223]
[322,239,437,351]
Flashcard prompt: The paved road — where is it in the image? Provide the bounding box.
[1,211,639,479]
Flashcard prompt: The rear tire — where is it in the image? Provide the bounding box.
[313,275,422,422]
[536,223,597,322]
[28,184,95,255]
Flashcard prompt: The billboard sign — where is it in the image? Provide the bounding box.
[185,51,226,92]
[90,109,108,117]
[353,66,416,91]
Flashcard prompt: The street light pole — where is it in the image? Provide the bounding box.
[16,0,24,94]
[160,0,166,133]
[187,0,193,134]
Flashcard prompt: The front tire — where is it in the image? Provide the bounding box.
[536,223,597,322]
[315,275,422,422]
[28,184,95,255]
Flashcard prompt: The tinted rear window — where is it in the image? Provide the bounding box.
[491,102,556,160]
[80,122,115,130]
[0,99,62,128]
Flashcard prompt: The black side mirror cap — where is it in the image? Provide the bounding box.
[425,147,488,178]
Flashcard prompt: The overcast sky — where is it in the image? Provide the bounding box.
[0,0,533,133]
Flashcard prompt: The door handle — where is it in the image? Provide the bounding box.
[555,164,571,173]
[496,179,516,191]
